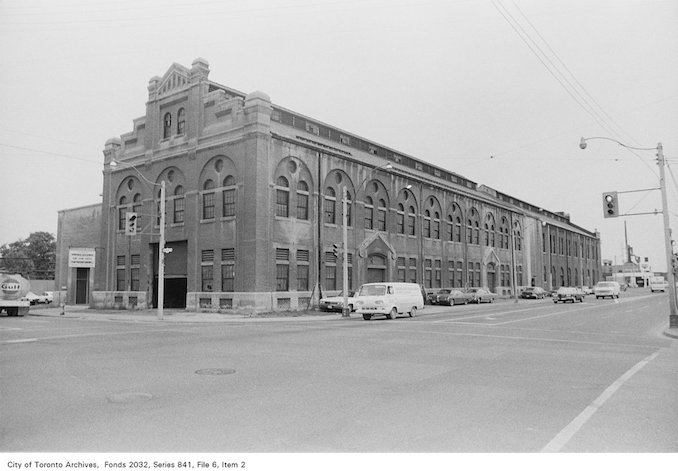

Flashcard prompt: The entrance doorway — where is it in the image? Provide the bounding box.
[487,262,496,293]
[151,240,188,309]
[152,277,187,308]
[75,267,89,304]
[367,253,387,283]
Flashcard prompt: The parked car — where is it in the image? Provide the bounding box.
[581,286,594,295]
[553,287,585,303]
[43,291,54,303]
[23,291,53,305]
[426,289,440,305]
[594,281,621,299]
[319,291,356,312]
[520,287,546,299]
[466,287,496,303]
[438,289,473,305]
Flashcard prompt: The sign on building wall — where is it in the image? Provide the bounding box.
[69,248,96,268]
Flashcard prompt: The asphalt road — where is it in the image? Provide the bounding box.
[1,289,675,453]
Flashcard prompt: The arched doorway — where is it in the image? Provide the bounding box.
[487,262,497,293]
[367,253,387,283]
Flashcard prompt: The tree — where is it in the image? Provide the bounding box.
[0,231,56,279]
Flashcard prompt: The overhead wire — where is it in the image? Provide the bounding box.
[490,0,658,177]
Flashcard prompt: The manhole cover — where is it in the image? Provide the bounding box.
[195,368,236,376]
[107,392,153,404]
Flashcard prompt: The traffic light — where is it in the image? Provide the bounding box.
[602,191,618,218]
[332,243,340,258]
[125,212,138,235]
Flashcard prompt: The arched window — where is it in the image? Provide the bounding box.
[448,204,462,242]
[276,176,289,218]
[377,199,387,231]
[163,112,172,139]
[423,210,431,238]
[467,208,480,245]
[484,213,496,247]
[324,187,336,224]
[177,108,185,135]
[514,222,523,251]
[222,175,236,217]
[364,196,374,230]
[407,205,416,236]
[396,203,405,234]
[296,180,309,220]
[118,195,128,230]
[432,211,440,239]
[174,185,185,223]
[202,179,215,220]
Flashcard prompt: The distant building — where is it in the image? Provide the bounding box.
[55,58,602,311]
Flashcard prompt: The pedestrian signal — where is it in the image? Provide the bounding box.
[602,192,618,218]
[125,212,138,235]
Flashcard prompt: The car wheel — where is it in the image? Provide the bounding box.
[362,314,372,321]
[490,298,494,303]
[389,307,398,320]
[409,306,417,317]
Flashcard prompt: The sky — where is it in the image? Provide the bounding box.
[0,0,677,271]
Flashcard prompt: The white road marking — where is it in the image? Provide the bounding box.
[540,350,660,452]
[2,338,38,344]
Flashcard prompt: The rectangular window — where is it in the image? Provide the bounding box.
[276,264,289,291]
[456,261,463,288]
[130,268,140,291]
[297,192,309,220]
[276,189,289,217]
[203,192,215,220]
[364,207,373,230]
[116,270,125,291]
[297,264,309,291]
[397,257,406,282]
[116,255,126,291]
[434,260,442,288]
[201,265,213,291]
[174,196,185,223]
[223,189,235,217]
[408,258,417,284]
[201,250,214,291]
[397,213,404,234]
[221,264,235,292]
[325,252,337,290]
[474,262,481,287]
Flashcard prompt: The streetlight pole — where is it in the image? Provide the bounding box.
[580,137,677,328]
[340,162,393,318]
[158,180,166,320]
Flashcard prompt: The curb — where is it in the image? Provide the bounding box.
[663,329,678,340]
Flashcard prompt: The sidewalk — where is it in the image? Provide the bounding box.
[27,304,348,323]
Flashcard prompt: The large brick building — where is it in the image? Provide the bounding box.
[56,58,602,311]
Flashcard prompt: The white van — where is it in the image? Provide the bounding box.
[649,276,666,293]
[355,282,424,321]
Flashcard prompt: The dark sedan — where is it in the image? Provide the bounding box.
[553,287,584,303]
[520,287,546,299]
[437,289,473,305]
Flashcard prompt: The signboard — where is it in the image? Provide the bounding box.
[69,248,96,268]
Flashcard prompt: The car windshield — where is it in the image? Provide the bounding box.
[523,288,534,292]
[359,285,386,296]
[597,282,616,288]
[467,288,478,293]
[438,289,451,294]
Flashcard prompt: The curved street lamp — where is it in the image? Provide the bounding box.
[110,160,166,320]
[340,162,393,317]
[579,137,677,328]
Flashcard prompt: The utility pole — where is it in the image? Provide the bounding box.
[657,144,678,327]
[341,186,349,317]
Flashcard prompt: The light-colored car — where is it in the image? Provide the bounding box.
[553,287,584,303]
[319,291,356,312]
[594,281,621,299]
[581,286,594,295]
[356,282,424,320]
[438,289,473,305]
[23,291,52,305]
[466,287,496,303]
[520,287,546,299]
